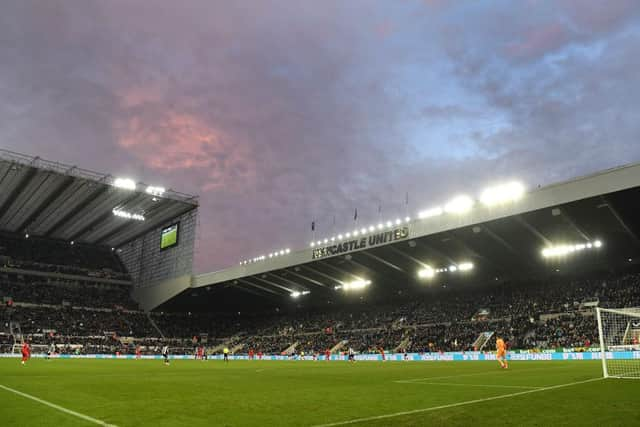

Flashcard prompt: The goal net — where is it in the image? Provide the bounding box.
[596,307,640,378]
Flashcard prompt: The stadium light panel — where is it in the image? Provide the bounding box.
[317,241,322,246]
[361,228,367,234]
[345,232,351,238]
[114,178,136,190]
[405,216,411,222]
[290,291,301,298]
[331,237,335,242]
[444,195,474,214]
[395,218,402,225]
[541,241,603,258]
[323,239,328,244]
[338,234,343,240]
[285,248,291,254]
[386,221,393,227]
[377,223,383,230]
[368,226,375,232]
[341,279,372,291]
[417,266,435,279]
[310,242,315,247]
[353,230,359,236]
[480,182,524,206]
[24,233,29,239]
[448,265,458,272]
[145,186,166,197]
[458,262,474,271]
[418,207,443,219]
[113,208,145,221]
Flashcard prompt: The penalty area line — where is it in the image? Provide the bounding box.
[312,377,603,427]
[0,384,117,426]
[398,381,541,389]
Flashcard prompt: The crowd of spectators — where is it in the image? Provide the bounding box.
[2,264,640,355]
[0,232,129,280]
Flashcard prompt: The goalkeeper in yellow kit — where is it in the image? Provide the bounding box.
[496,337,508,369]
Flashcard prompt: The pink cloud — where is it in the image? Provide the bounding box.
[116,107,256,191]
[505,23,571,60]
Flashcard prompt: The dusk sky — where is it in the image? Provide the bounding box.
[1,0,640,273]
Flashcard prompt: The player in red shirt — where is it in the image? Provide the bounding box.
[325,349,331,361]
[257,351,263,360]
[248,349,255,360]
[135,346,142,360]
[379,347,386,361]
[21,342,31,365]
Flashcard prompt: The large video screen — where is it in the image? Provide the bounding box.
[160,223,179,250]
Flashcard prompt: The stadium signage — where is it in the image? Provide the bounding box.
[312,226,409,259]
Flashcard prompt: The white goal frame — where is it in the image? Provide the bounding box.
[596,307,640,379]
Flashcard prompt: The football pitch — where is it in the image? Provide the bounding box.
[1,359,638,426]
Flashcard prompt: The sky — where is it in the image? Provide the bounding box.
[1,0,639,273]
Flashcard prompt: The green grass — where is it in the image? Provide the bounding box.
[0,359,638,426]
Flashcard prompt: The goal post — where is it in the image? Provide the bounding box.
[596,307,640,379]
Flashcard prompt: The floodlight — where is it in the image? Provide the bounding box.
[310,242,315,247]
[542,241,603,258]
[302,290,310,296]
[145,186,165,197]
[405,216,411,222]
[291,291,301,298]
[279,250,285,255]
[377,224,383,230]
[368,226,375,232]
[417,266,435,279]
[285,248,291,254]
[458,262,474,271]
[386,221,393,227]
[323,239,328,244]
[444,195,474,214]
[395,218,402,225]
[342,279,371,291]
[114,178,136,190]
[24,233,29,239]
[480,182,524,206]
[418,207,443,219]
[361,228,367,234]
[317,241,322,246]
[338,234,343,240]
[449,265,458,272]
[345,233,351,238]
[353,230,359,236]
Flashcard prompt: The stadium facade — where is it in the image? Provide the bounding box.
[0,149,199,310]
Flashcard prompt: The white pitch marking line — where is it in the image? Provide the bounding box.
[394,365,562,384]
[0,384,117,426]
[312,377,603,427]
[398,381,541,390]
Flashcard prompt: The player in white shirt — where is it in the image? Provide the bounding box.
[162,345,170,365]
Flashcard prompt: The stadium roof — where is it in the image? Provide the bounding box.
[0,149,198,248]
[161,162,640,312]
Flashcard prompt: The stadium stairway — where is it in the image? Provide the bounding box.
[394,335,412,353]
[330,340,347,353]
[472,331,494,351]
[230,343,245,354]
[145,313,165,339]
[281,341,299,355]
